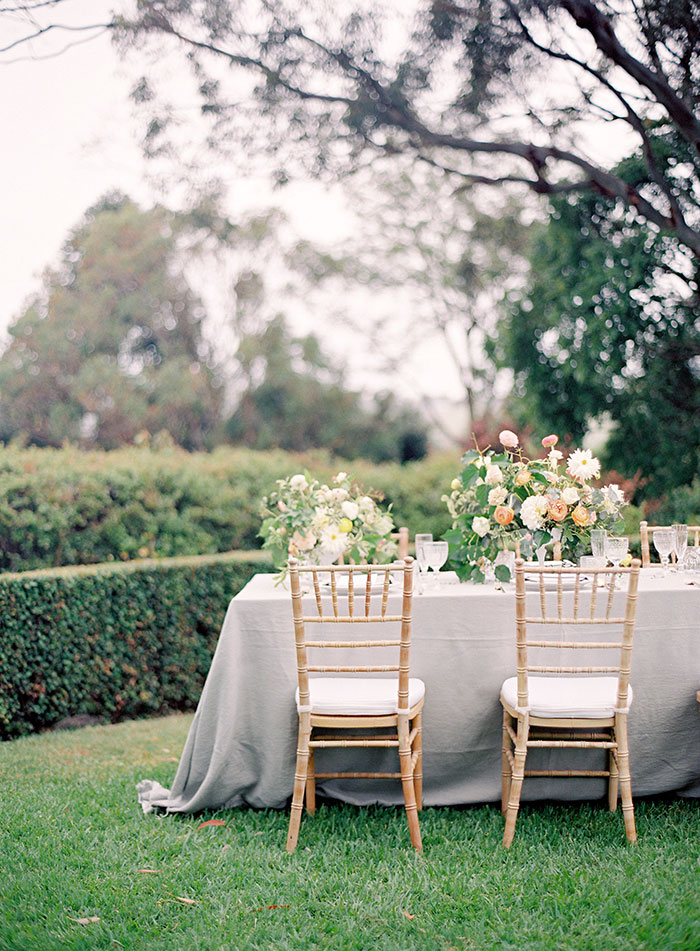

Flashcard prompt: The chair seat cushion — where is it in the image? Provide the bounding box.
[500,676,633,718]
[296,677,425,716]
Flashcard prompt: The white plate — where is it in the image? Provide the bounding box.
[524,575,590,591]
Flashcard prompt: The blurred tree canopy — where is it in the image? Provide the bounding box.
[0,194,223,449]
[227,313,427,464]
[495,136,700,497]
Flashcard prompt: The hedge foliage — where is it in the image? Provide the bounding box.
[0,551,273,740]
[0,444,459,572]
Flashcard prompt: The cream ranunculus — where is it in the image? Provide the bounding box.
[451,478,462,490]
[289,474,308,491]
[561,486,580,505]
[488,486,508,506]
[341,500,359,520]
[485,465,503,485]
[472,516,491,537]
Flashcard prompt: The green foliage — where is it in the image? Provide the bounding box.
[0,552,272,739]
[0,194,222,450]
[227,315,427,463]
[0,445,458,572]
[651,480,700,525]
[496,137,700,498]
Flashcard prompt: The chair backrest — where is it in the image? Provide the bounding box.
[392,526,410,560]
[639,521,700,567]
[288,558,414,713]
[513,559,641,713]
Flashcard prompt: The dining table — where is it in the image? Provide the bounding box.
[137,569,700,814]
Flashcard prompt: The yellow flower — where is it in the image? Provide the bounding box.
[338,517,353,533]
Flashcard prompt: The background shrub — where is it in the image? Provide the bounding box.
[0,551,273,739]
[0,445,460,571]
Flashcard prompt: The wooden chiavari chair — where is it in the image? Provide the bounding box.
[639,520,700,567]
[286,556,424,852]
[500,558,641,848]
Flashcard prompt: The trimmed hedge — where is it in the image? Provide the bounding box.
[0,551,274,740]
[0,444,459,572]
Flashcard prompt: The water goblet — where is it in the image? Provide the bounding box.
[590,529,607,559]
[424,540,448,588]
[605,535,629,586]
[652,528,674,571]
[414,534,433,591]
[672,524,688,569]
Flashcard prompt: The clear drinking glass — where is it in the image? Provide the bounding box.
[414,534,433,576]
[652,528,674,569]
[605,535,629,569]
[672,524,688,569]
[590,529,607,559]
[424,540,448,587]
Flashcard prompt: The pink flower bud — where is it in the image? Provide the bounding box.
[541,434,559,448]
[499,430,519,449]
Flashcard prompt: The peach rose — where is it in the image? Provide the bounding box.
[494,505,515,526]
[514,469,532,486]
[571,504,590,527]
[548,498,569,522]
[541,434,559,448]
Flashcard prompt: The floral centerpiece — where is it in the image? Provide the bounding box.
[442,430,627,583]
[259,471,398,577]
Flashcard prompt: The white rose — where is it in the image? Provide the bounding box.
[331,488,348,502]
[289,474,308,491]
[341,500,359,520]
[359,495,374,511]
[485,466,503,486]
[472,516,491,537]
[488,486,508,506]
[561,486,580,505]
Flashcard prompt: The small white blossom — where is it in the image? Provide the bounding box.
[548,448,564,468]
[341,500,359,520]
[289,474,308,491]
[333,471,348,484]
[485,466,503,486]
[472,516,491,537]
[488,486,508,506]
[561,486,580,505]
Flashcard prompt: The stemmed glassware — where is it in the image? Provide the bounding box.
[414,534,433,591]
[652,528,674,571]
[423,540,448,587]
[605,536,629,586]
[672,524,688,570]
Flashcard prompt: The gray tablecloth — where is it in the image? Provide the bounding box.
[137,572,700,813]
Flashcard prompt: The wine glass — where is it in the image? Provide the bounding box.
[590,529,607,559]
[672,524,688,569]
[605,536,629,586]
[424,541,448,587]
[414,533,433,590]
[652,528,674,570]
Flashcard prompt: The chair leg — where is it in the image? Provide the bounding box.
[398,715,422,851]
[615,714,637,843]
[306,748,316,815]
[501,706,513,817]
[608,744,619,812]
[412,711,423,811]
[503,712,529,849]
[286,714,310,853]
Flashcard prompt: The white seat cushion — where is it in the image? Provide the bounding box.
[296,677,425,716]
[500,676,632,718]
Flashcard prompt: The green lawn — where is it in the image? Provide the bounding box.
[2,715,699,951]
